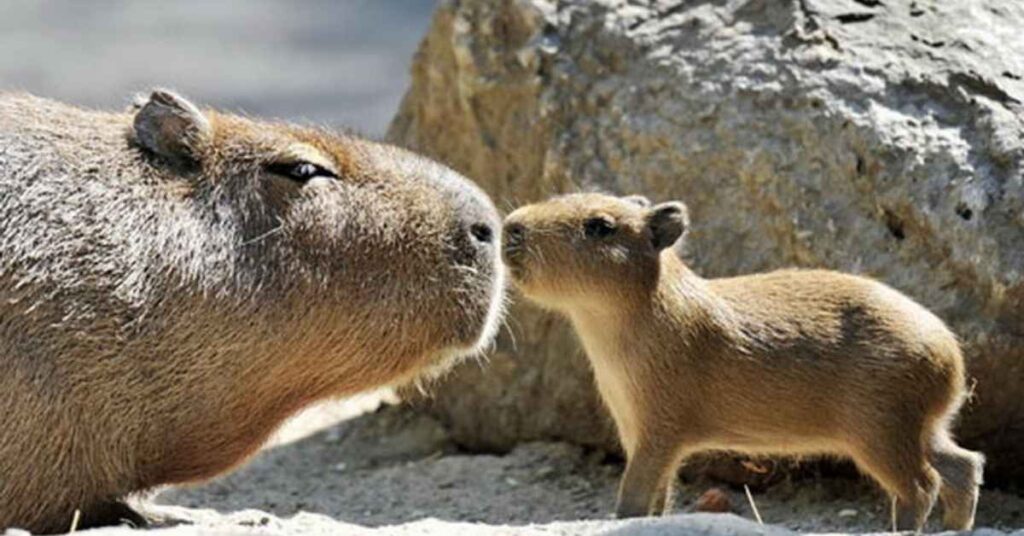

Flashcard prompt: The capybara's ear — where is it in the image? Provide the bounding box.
[622,194,651,208]
[646,201,689,250]
[132,90,211,165]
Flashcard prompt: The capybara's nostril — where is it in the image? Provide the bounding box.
[503,222,525,247]
[469,222,494,244]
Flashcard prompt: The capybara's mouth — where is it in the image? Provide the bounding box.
[452,250,508,357]
[501,248,528,284]
[501,229,527,278]
[501,243,521,265]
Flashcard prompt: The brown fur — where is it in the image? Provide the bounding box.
[502,193,982,532]
[0,91,506,533]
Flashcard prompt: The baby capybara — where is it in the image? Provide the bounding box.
[502,193,981,532]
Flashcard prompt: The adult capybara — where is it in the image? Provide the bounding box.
[502,193,981,532]
[0,90,506,533]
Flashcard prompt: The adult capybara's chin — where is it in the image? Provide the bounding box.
[0,90,505,533]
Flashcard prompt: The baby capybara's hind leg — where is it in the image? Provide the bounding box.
[928,431,984,530]
[850,433,940,532]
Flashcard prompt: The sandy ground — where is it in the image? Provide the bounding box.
[72,397,1017,536]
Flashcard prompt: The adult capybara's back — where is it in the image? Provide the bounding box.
[0,91,506,533]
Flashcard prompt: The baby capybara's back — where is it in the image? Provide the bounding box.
[686,270,963,448]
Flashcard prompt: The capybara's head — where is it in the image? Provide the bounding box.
[502,193,687,309]
[131,90,505,387]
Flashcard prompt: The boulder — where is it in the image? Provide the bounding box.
[390,0,1024,484]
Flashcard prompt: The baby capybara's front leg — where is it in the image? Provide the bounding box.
[651,477,677,515]
[615,443,681,518]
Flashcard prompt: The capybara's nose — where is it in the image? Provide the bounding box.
[426,165,501,266]
[502,222,525,258]
[469,222,494,245]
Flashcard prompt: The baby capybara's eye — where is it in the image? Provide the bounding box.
[583,216,616,239]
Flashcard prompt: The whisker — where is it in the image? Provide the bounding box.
[241,226,284,247]
[502,316,519,352]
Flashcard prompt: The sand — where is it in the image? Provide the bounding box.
[69,396,1019,536]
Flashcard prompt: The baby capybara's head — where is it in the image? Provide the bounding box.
[502,193,687,309]
[132,90,505,386]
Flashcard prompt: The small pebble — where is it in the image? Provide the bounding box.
[838,508,858,518]
[694,487,733,513]
[333,462,348,472]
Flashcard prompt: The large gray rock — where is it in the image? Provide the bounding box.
[390,0,1024,484]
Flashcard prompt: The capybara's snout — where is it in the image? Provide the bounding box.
[421,162,507,356]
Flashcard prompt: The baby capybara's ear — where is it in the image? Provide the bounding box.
[646,201,689,250]
[132,89,212,166]
[622,194,651,208]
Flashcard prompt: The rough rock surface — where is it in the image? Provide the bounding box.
[389,0,1024,483]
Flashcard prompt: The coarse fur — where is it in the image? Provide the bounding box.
[502,193,982,533]
[0,91,506,533]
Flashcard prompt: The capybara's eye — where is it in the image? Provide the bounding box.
[583,216,616,239]
[266,161,337,183]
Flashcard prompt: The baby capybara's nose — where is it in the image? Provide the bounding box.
[502,221,526,265]
[503,222,525,248]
